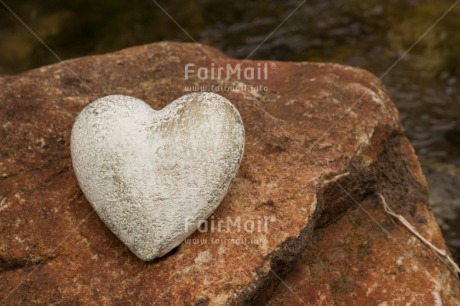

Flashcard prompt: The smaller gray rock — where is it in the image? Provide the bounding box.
[70,93,245,260]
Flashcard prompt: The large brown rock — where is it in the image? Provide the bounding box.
[0,42,458,305]
[268,135,460,305]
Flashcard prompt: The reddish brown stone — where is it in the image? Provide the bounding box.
[268,136,460,305]
[0,42,457,305]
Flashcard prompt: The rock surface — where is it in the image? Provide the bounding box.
[268,136,460,305]
[0,42,458,304]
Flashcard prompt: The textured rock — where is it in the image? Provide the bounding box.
[0,42,458,304]
[268,136,460,305]
[71,93,244,261]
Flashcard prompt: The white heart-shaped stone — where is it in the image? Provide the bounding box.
[70,93,244,260]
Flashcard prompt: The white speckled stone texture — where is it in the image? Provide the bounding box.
[70,92,245,260]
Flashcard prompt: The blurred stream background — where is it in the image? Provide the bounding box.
[1,0,459,263]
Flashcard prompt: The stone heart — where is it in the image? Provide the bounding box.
[70,93,245,261]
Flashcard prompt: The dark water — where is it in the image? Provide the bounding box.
[1,0,459,261]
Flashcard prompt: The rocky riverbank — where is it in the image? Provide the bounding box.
[0,42,458,304]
